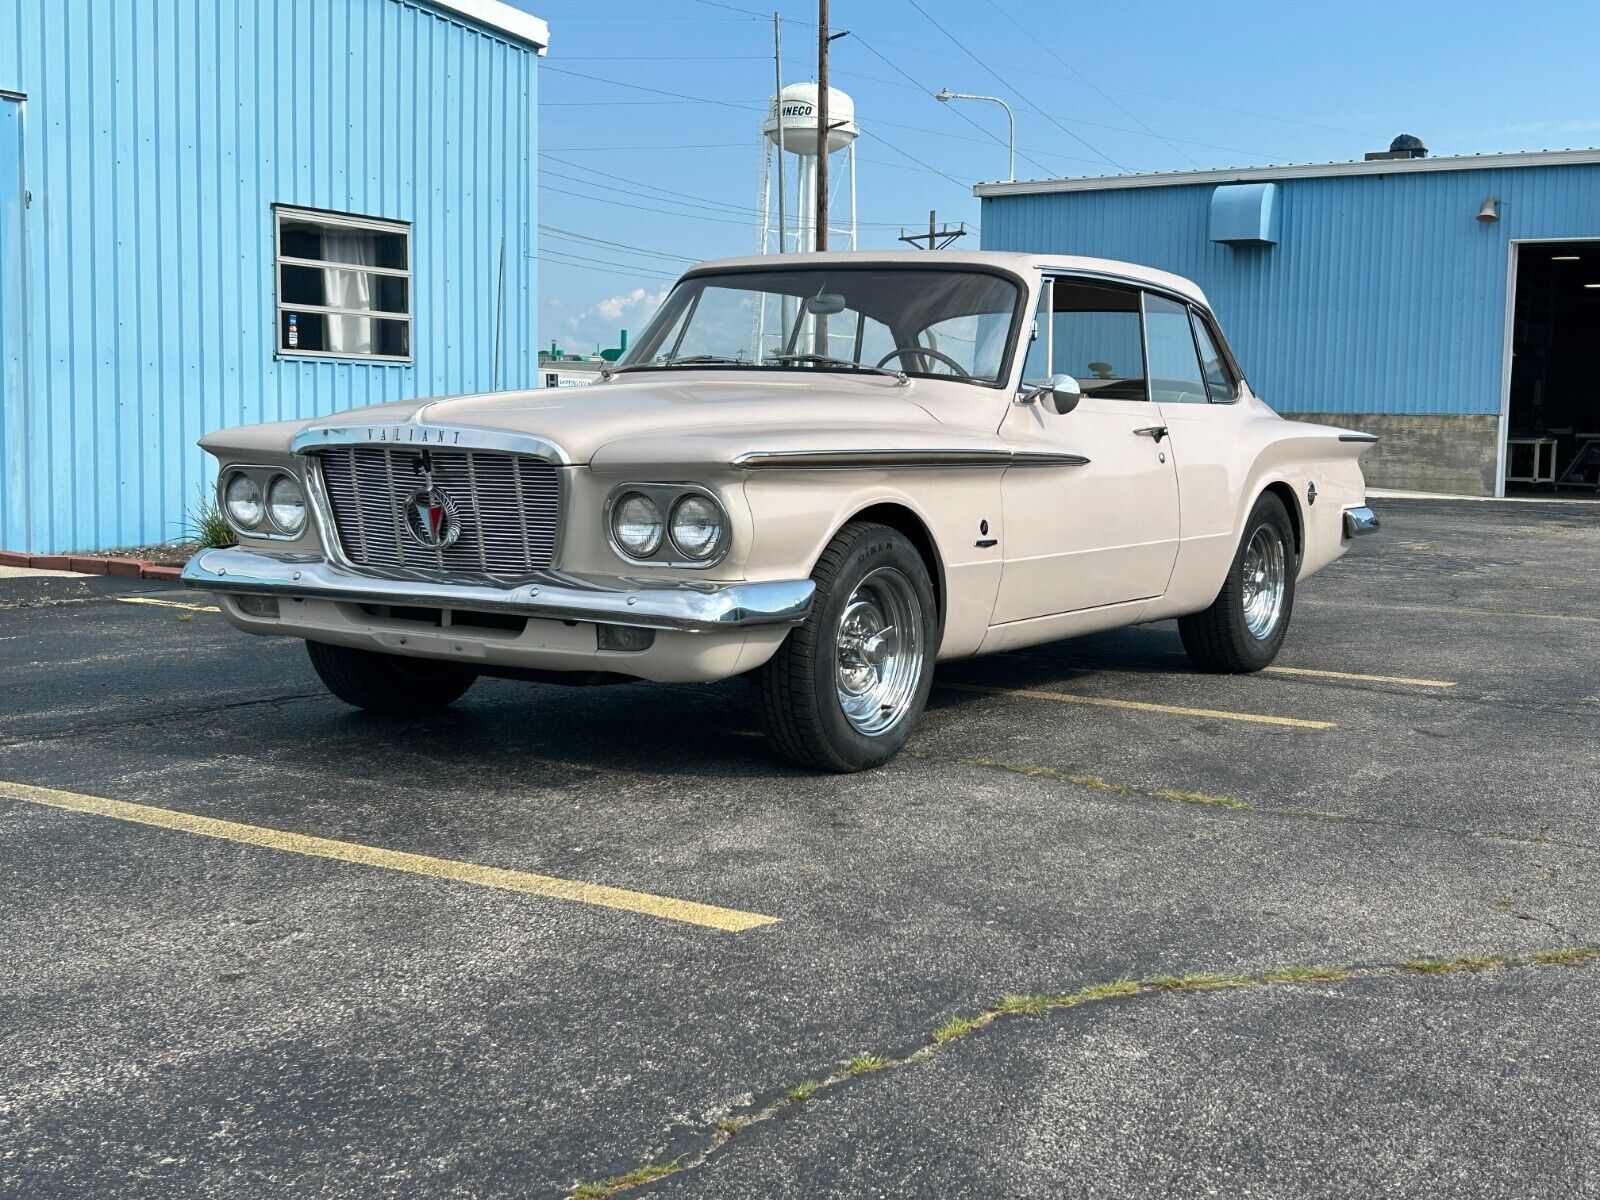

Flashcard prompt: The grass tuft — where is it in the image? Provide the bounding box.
[1069,978,1143,1002]
[1404,954,1503,975]
[843,1054,892,1077]
[1150,972,1253,992]
[714,1117,747,1135]
[1152,789,1254,811]
[933,1015,978,1044]
[784,1081,818,1103]
[571,1162,679,1198]
[993,993,1052,1016]
[186,494,235,549]
[1531,947,1598,966]
[1261,964,1351,984]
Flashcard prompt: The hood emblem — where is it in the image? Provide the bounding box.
[404,487,461,549]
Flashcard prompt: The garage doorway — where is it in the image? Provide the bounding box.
[1504,240,1600,495]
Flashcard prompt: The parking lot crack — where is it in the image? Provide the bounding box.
[565,949,1598,1198]
[0,690,327,749]
[913,751,1600,855]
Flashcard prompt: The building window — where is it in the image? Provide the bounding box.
[274,206,411,362]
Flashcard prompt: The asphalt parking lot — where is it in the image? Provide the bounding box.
[2,498,1597,1199]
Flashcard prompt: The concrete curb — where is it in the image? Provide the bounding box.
[0,550,186,582]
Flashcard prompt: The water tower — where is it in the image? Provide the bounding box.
[758,82,859,254]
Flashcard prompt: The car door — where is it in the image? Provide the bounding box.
[992,277,1181,624]
[1144,295,1248,552]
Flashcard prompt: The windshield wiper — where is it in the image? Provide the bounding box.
[765,353,907,382]
[606,354,750,376]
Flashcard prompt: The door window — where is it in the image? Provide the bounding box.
[1050,280,1148,402]
[1143,294,1209,405]
[1189,310,1239,403]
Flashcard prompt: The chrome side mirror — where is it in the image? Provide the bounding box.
[1018,373,1082,415]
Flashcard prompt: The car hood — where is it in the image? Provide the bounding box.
[204,373,1007,467]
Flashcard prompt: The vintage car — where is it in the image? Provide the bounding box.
[184,251,1378,772]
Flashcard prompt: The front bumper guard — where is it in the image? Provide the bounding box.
[1342,505,1380,538]
[181,547,816,634]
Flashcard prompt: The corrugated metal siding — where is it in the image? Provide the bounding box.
[0,0,539,553]
[981,163,1600,418]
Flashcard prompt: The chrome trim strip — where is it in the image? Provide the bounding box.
[180,547,815,633]
[1338,433,1380,443]
[290,421,570,465]
[732,448,1090,469]
[1342,506,1380,537]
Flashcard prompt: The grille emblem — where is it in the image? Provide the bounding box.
[404,487,461,549]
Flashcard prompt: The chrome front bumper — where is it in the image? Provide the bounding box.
[1342,505,1380,537]
[180,547,815,633]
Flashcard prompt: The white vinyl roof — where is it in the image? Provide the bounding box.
[974,147,1600,197]
[427,0,548,52]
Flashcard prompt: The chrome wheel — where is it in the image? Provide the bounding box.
[834,566,924,736]
[1240,523,1287,640]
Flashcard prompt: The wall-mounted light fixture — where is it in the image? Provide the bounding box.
[1475,196,1500,223]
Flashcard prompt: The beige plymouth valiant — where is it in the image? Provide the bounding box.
[185,251,1377,772]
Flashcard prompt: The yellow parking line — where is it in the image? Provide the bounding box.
[117,596,220,613]
[0,780,778,933]
[1265,665,1456,688]
[939,682,1334,729]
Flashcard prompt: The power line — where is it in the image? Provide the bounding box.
[848,32,1068,178]
[540,250,680,281]
[900,0,1129,172]
[976,0,1199,168]
[539,225,699,264]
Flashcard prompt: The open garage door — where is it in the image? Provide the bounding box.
[1506,241,1600,495]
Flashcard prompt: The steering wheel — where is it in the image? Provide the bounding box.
[876,346,968,377]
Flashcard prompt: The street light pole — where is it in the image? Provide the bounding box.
[935,88,1015,183]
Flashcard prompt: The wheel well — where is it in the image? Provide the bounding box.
[844,503,945,623]
[1262,481,1304,560]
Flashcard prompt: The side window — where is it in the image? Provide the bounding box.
[1143,293,1208,405]
[1051,280,1147,402]
[1189,311,1239,403]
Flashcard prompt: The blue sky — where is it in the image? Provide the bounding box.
[516,0,1600,353]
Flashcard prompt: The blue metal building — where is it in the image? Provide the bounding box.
[979,146,1600,496]
[0,0,547,553]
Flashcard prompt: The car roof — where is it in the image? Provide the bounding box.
[685,250,1210,308]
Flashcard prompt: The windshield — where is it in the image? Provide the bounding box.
[617,266,1024,386]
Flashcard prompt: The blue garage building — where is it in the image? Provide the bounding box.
[978,143,1600,496]
[0,0,547,554]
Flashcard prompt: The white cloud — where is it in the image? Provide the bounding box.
[562,285,670,353]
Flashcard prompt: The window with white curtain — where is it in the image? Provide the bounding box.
[274,206,411,361]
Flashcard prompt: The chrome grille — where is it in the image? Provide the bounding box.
[315,446,559,575]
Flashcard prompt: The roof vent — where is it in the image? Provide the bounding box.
[1365,134,1429,161]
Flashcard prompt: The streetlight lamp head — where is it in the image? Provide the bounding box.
[935,88,953,102]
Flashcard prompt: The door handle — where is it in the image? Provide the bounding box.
[1134,425,1169,443]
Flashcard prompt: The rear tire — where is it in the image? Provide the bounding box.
[306,641,477,713]
[751,522,937,773]
[1179,492,1296,673]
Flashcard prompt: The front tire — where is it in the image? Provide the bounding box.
[752,522,937,773]
[1179,492,1296,673]
[306,641,478,714]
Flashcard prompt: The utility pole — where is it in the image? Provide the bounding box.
[773,11,785,252]
[815,0,829,253]
[898,210,969,250]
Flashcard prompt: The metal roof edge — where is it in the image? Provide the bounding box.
[421,0,549,53]
[974,148,1600,198]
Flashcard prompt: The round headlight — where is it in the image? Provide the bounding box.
[670,494,725,561]
[267,474,306,535]
[611,492,663,558]
[223,472,264,530]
